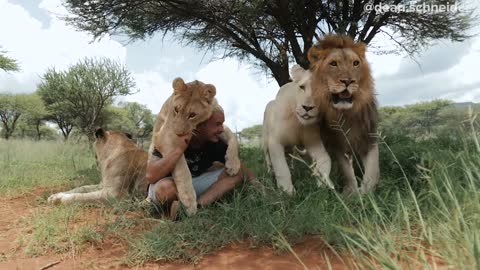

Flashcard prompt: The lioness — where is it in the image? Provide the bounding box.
[149,77,240,215]
[308,35,380,194]
[48,128,148,204]
[263,64,332,194]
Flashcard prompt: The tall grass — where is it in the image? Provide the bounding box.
[1,125,479,269]
[128,128,480,269]
[0,139,98,195]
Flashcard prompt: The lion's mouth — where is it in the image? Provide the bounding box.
[297,113,314,120]
[332,89,353,104]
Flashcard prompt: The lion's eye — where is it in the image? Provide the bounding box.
[299,85,305,91]
[353,60,360,66]
[189,112,197,119]
[174,106,179,114]
[329,61,337,67]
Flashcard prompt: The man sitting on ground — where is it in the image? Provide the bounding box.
[146,107,255,219]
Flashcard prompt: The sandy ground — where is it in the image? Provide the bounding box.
[0,188,350,270]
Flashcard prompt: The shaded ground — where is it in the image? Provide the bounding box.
[0,188,349,270]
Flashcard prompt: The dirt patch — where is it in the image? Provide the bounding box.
[0,188,352,270]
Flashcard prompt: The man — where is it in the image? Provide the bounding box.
[146,107,254,218]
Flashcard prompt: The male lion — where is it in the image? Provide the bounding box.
[263,64,333,194]
[48,128,148,204]
[149,77,240,215]
[308,35,379,194]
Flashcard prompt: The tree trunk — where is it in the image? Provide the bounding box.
[271,63,290,86]
[36,120,41,140]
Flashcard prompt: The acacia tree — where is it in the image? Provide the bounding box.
[64,0,475,86]
[38,57,137,140]
[0,94,29,139]
[22,94,48,140]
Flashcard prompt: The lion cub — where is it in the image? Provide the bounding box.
[263,65,332,194]
[48,129,148,204]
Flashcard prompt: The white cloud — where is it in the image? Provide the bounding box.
[195,59,278,131]
[125,70,171,115]
[0,0,126,93]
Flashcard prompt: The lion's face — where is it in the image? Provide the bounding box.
[170,78,216,136]
[290,65,319,125]
[308,35,374,112]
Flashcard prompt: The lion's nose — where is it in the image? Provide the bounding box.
[302,105,314,112]
[340,79,355,86]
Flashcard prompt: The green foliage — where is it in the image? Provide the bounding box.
[14,94,50,140]
[63,0,475,85]
[379,100,472,139]
[37,57,137,140]
[239,124,262,141]
[103,101,155,146]
[3,99,480,269]
[0,50,19,72]
[0,93,34,139]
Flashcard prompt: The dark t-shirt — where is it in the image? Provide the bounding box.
[152,141,228,177]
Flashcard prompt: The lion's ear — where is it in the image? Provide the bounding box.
[95,127,105,139]
[290,64,307,82]
[307,46,328,64]
[353,42,367,59]
[203,84,216,104]
[172,77,186,94]
[124,132,133,140]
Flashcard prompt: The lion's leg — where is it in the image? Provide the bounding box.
[61,184,100,194]
[262,124,272,172]
[306,142,334,190]
[172,156,197,216]
[218,126,241,176]
[359,144,380,194]
[47,184,101,204]
[49,188,120,205]
[337,153,359,195]
[268,142,294,194]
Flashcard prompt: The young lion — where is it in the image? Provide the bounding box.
[48,129,148,204]
[149,77,240,215]
[263,65,332,194]
[308,35,380,194]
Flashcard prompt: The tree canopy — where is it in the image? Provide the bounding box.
[103,101,155,145]
[37,57,137,140]
[0,94,33,139]
[64,0,475,86]
[0,50,19,72]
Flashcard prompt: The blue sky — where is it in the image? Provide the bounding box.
[1,0,479,130]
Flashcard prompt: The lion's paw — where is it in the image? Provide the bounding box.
[47,193,65,205]
[47,193,74,205]
[225,156,241,176]
[183,198,197,216]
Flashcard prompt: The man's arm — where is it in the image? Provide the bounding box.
[146,133,192,184]
[146,148,184,184]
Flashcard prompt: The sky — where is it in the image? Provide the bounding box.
[0,0,479,131]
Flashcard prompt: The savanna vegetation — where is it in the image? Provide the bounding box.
[1,99,479,269]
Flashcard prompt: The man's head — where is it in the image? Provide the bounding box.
[194,109,225,143]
